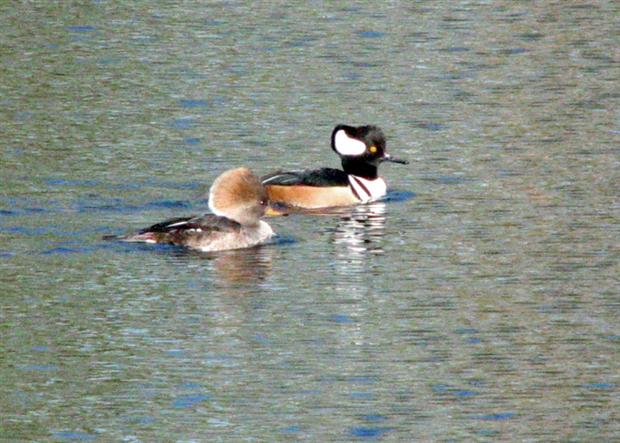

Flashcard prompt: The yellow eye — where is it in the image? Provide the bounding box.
[369,146,377,154]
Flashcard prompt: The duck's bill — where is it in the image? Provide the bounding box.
[382,154,409,165]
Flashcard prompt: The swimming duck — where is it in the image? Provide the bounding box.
[262,124,407,209]
[121,167,274,252]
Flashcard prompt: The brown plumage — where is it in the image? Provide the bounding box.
[209,167,268,226]
[266,184,358,209]
[118,167,274,252]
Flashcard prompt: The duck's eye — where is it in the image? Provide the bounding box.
[369,145,378,154]
[260,199,267,206]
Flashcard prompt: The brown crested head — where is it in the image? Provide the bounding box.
[208,167,268,225]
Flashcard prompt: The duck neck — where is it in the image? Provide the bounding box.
[341,158,379,180]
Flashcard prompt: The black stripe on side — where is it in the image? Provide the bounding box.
[351,176,371,198]
[349,180,362,201]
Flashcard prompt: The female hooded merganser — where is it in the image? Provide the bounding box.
[121,167,274,252]
[262,124,408,209]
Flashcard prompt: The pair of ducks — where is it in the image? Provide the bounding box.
[123,124,408,252]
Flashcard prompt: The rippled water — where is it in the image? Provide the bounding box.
[2,1,619,441]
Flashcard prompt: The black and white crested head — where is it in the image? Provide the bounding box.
[330,124,409,179]
[331,124,387,159]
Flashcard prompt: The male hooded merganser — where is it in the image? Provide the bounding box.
[262,124,408,209]
[121,167,274,252]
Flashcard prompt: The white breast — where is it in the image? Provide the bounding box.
[348,176,387,203]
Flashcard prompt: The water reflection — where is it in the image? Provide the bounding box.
[209,246,273,287]
[330,202,386,258]
[148,243,275,289]
[327,203,387,328]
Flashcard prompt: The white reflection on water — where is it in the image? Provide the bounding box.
[331,202,387,258]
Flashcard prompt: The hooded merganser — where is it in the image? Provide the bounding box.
[262,124,408,209]
[121,167,274,252]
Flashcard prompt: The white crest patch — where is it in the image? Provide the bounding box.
[334,129,366,156]
[348,176,387,203]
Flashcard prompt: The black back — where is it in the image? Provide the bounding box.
[262,168,349,187]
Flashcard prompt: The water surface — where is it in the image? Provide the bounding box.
[1,1,619,441]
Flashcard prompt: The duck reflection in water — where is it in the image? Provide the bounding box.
[168,246,274,288]
[210,247,273,287]
[328,202,387,258]
[328,202,387,327]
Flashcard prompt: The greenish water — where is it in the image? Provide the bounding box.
[1,1,619,441]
